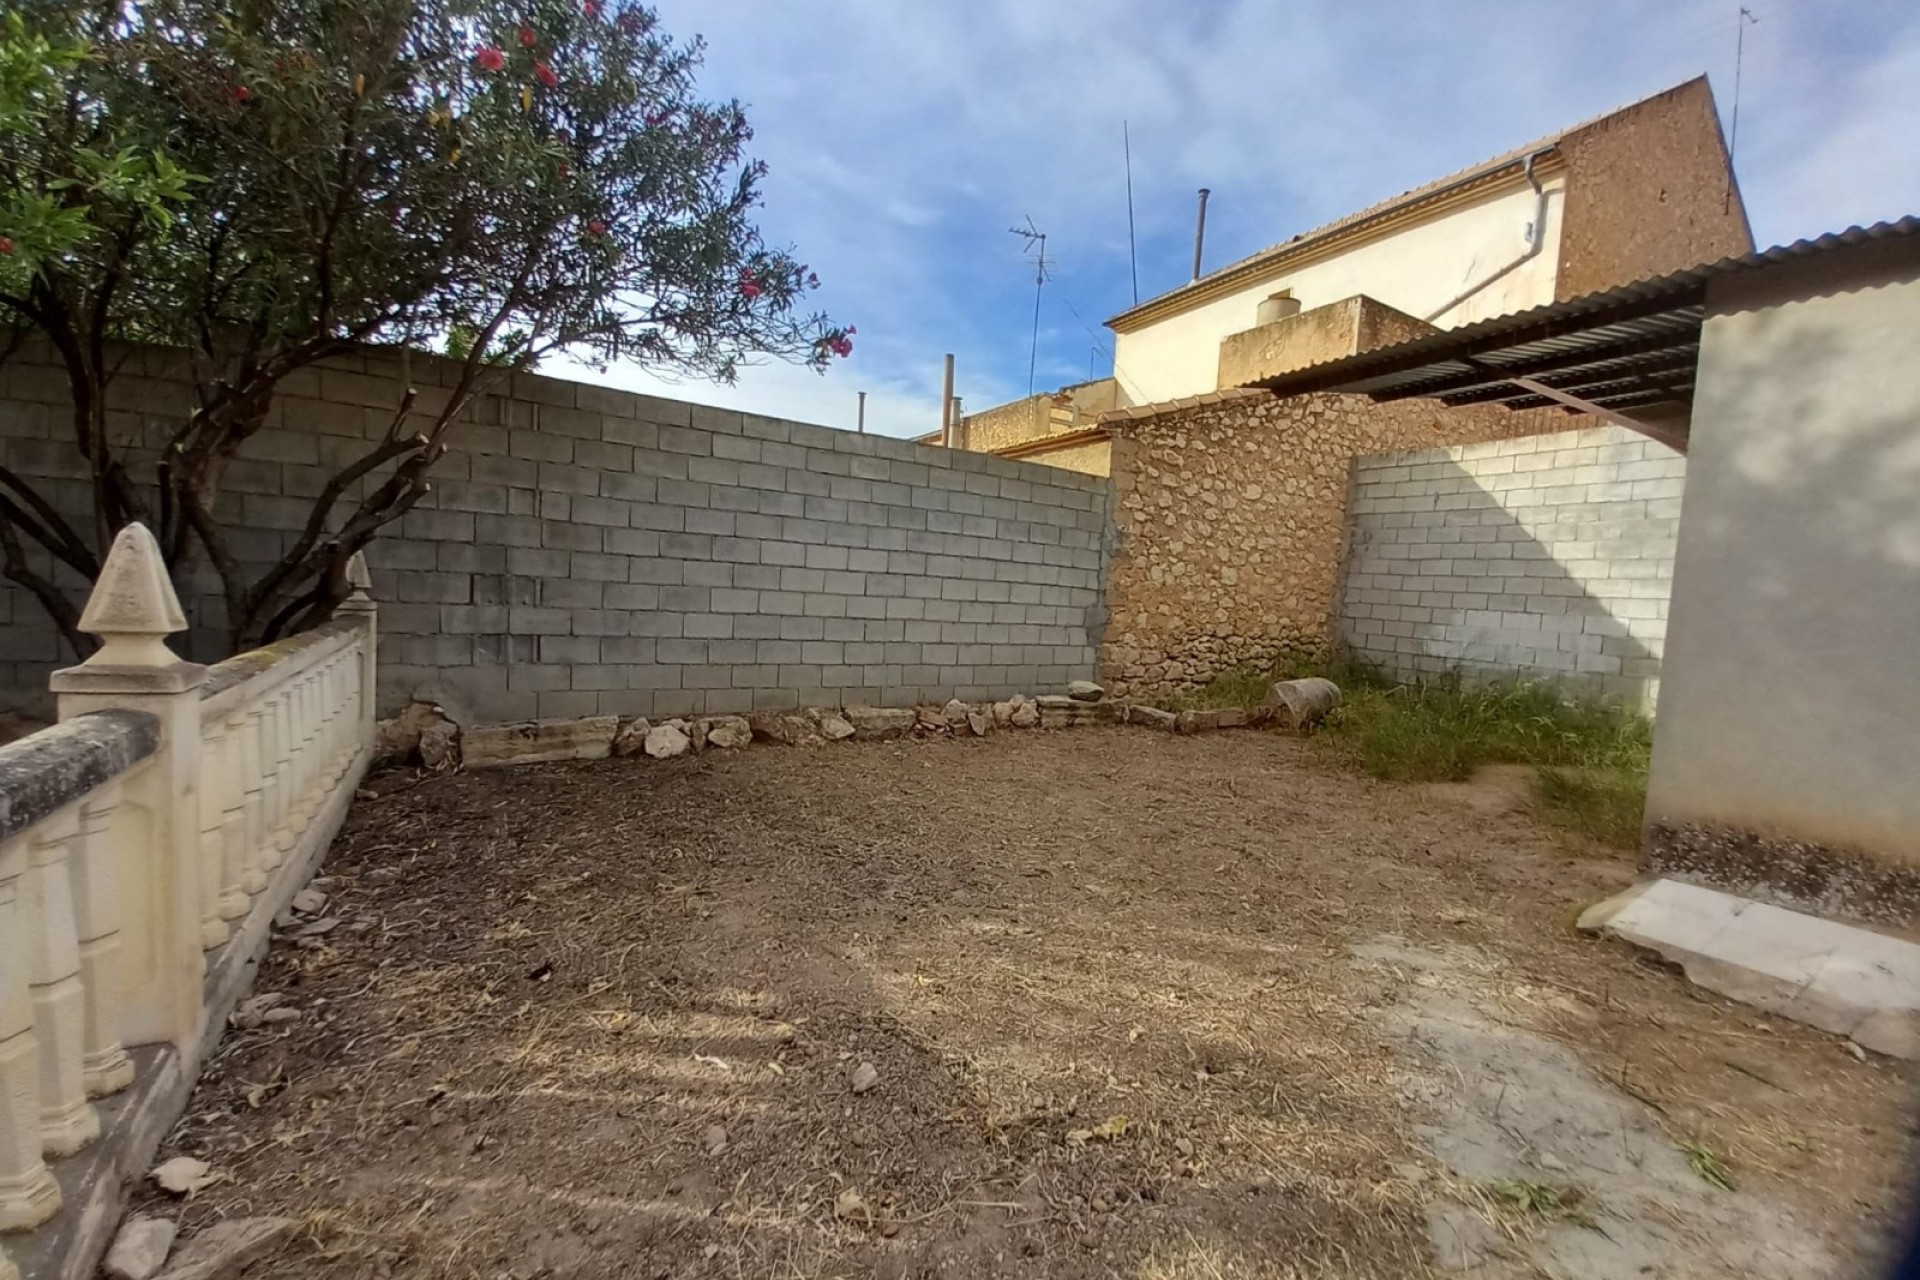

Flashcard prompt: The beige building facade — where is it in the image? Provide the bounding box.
[959,77,1749,477]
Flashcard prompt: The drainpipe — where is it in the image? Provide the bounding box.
[1191,188,1211,281]
[1422,148,1553,323]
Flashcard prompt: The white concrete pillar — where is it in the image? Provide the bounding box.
[261,688,291,871]
[23,810,99,1156]
[0,838,62,1230]
[195,716,231,952]
[216,711,252,919]
[71,785,134,1098]
[51,524,208,1053]
[239,704,268,895]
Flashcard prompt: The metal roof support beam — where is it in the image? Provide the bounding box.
[1436,352,1700,407]
[1500,373,1687,453]
[1407,330,1704,401]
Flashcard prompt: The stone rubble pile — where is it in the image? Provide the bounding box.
[371,677,1342,771]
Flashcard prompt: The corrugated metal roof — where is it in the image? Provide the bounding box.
[1249,217,1920,411]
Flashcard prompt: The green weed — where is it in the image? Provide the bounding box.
[1682,1140,1736,1191]
[1311,668,1653,847]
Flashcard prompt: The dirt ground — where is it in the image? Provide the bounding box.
[144,730,1916,1279]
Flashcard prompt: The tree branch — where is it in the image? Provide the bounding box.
[0,503,91,660]
[0,466,98,580]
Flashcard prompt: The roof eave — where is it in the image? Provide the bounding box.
[1105,151,1564,334]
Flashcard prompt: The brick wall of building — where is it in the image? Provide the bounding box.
[1340,425,1683,708]
[0,340,1110,722]
[1098,389,1564,699]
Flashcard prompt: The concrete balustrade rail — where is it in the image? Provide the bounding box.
[0,527,376,1280]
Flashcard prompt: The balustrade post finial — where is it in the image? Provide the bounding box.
[339,549,375,616]
[73,524,189,669]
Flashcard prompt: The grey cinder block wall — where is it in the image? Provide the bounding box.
[0,341,1111,721]
[1339,425,1683,709]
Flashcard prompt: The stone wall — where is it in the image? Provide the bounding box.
[1098,389,1563,698]
[0,340,1110,722]
[1340,425,1683,708]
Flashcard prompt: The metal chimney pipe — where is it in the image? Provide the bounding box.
[1191,188,1211,281]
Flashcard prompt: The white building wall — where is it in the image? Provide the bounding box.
[1341,424,1682,709]
[1111,179,1565,406]
[1647,250,1920,866]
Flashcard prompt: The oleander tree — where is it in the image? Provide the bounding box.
[0,0,847,656]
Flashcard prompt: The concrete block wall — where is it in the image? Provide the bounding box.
[1339,424,1683,708]
[0,341,1111,721]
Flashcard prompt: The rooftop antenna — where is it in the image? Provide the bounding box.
[1726,5,1759,214]
[1123,121,1139,306]
[1009,216,1050,397]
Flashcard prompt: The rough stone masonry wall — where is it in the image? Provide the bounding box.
[1099,389,1563,698]
[1341,425,1684,709]
[0,340,1110,722]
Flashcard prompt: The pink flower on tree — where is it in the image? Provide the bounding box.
[474,45,506,72]
[738,265,762,300]
[583,0,601,15]
[230,85,251,102]
[586,218,608,237]
[518,23,537,47]
[534,61,558,88]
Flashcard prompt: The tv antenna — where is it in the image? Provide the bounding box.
[1009,216,1050,396]
[1726,5,1759,213]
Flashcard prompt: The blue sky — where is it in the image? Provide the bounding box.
[592,0,1920,438]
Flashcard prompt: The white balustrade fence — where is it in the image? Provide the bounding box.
[0,526,375,1279]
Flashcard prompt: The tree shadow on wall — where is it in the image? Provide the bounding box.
[1637,306,1920,864]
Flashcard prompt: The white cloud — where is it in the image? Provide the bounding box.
[571,0,1918,432]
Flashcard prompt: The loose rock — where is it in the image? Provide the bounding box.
[1128,705,1177,730]
[991,701,1015,728]
[105,1215,177,1280]
[417,720,459,771]
[915,706,949,733]
[844,707,917,740]
[229,994,284,1030]
[1067,680,1106,703]
[1009,701,1040,729]
[942,698,969,727]
[850,1061,880,1094]
[612,717,652,757]
[966,711,993,737]
[704,1124,729,1156]
[372,701,456,766]
[813,711,856,741]
[289,888,327,916]
[702,716,752,749]
[149,1157,215,1197]
[154,1216,297,1280]
[364,867,401,886]
[643,722,691,759]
